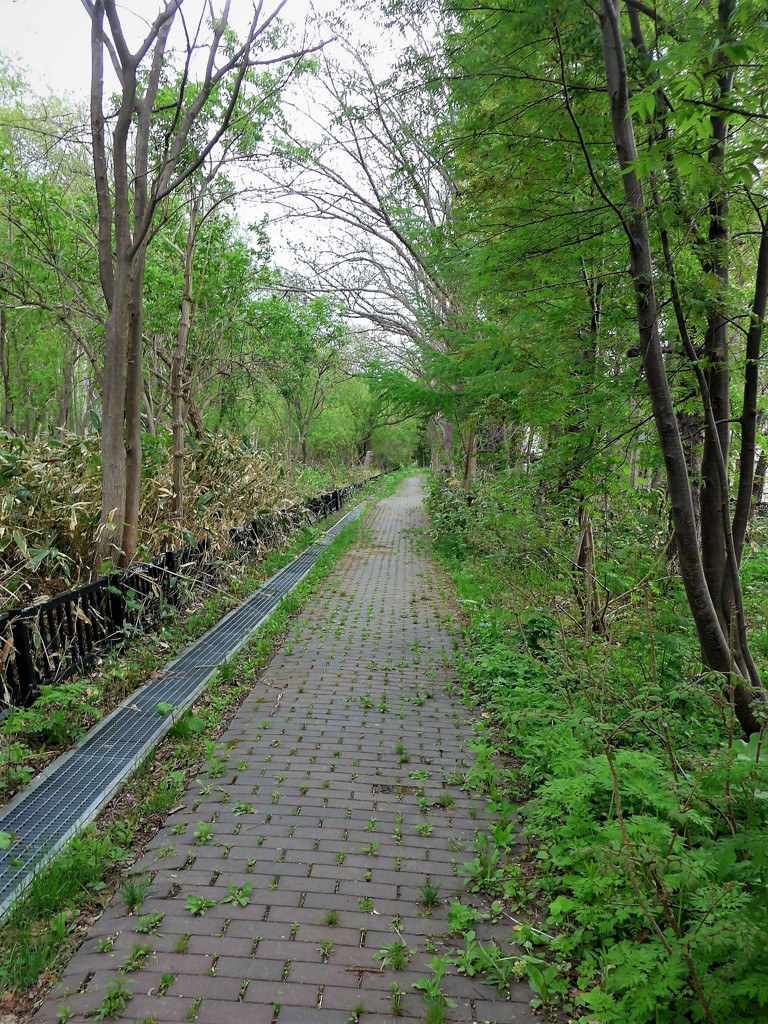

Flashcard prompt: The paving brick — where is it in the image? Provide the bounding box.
[196,1000,276,1024]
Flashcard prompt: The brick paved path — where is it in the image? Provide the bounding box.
[38,477,534,1024]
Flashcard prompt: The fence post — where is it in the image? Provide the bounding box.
[107,571,127,638]
[11,613,37,707]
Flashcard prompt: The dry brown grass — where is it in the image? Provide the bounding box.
[0,432,367,610]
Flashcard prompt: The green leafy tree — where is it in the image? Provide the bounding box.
[249,293,350,467]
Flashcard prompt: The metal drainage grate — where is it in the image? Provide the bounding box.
[0,503,363,918]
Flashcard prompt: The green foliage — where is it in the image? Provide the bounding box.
[373,939,416,970]
[0,829,124,992]
[428,475,768,1022]
[6,681,100,747]
[0,739,34,798]
[412,957,457,1024]
[95,977,133,1020]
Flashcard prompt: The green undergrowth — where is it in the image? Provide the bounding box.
[426,475,768,1024]
[0,473,397,804]
[0,499,370,1002]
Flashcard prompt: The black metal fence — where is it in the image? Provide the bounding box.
[0,479,376,710]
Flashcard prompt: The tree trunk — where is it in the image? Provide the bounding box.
[94,257,130,569]
[573,505,604,640]
[187,396,205,439]
[121,254,146,566]
[143,379,156,437]
[170,354,185,521]
[57,356,74,431]
[0,305,12,432]
[678,411,704,542]
[752,449,766,517]
[733,232,768,549]
[598,0,766,734]
[462,428,475,489]
[699,1,734,621]
[172,194,201,521]
[428,414,454,472]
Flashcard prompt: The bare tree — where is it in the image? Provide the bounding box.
[256,30,465,467]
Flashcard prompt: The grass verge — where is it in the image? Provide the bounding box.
[425,475,768,1024]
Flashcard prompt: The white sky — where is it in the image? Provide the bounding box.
[1,0,92,98]
[0,0,346,97]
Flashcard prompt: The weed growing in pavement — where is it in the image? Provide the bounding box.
[374,940,416,971]
[389,982,405,1016]
[459,834,507,899]
[120,874,153,914]
[220,883,252,908]
[186,996,203,1021]
[346,1002,366,1024]
[193,821,213,845]
[95,977,133,1020]
[157,971,176,994]
[121,943,153,972]
[185,894,216,917]
[418,881,441,911]
[412,957,456,1024]
[136,911,164,934]
[317,940,334,963]
[446,901,485,934]
[447,930,522,997]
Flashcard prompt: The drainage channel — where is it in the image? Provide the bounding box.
[0,503,363,919]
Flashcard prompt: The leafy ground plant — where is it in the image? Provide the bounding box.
[412,957,457,1024]
[427,475,768,1023]
[373,940,416,971]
